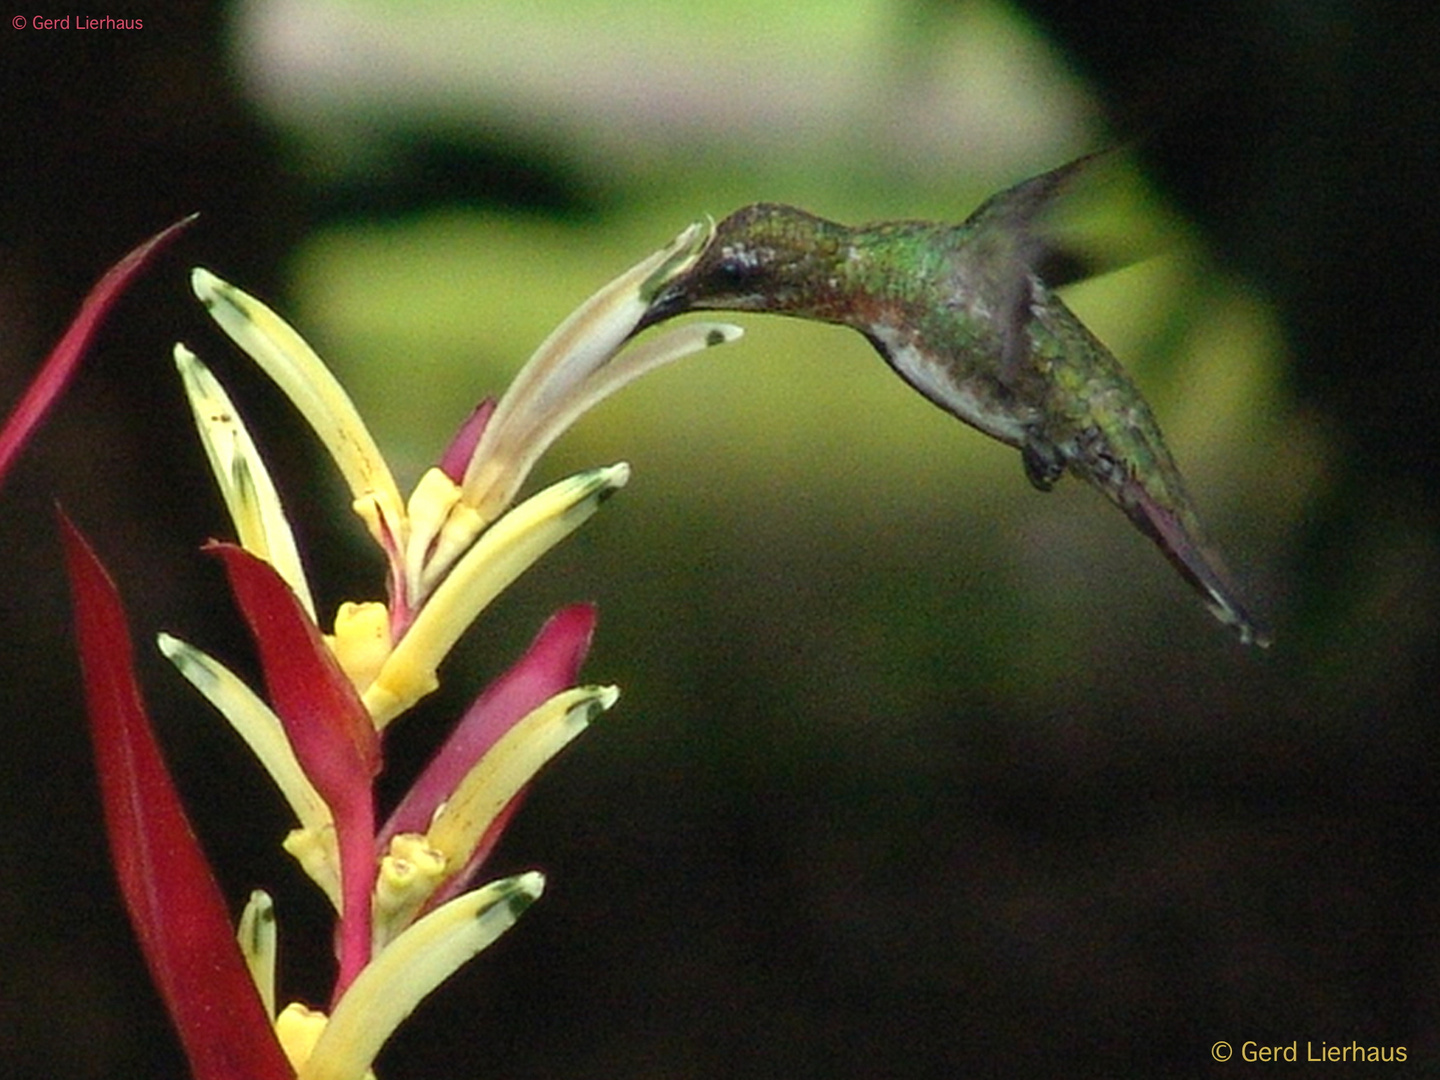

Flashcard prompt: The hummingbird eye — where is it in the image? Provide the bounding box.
[703,245,770,297]
[717,248,757,278]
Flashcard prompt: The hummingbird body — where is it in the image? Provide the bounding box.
[639,160,1270,645]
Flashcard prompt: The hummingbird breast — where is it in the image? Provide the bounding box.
[832,221,1051,450]
[863,318,1035,448]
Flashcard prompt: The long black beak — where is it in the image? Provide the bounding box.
[630,278,698,338]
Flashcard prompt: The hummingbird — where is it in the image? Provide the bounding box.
[634,156,1271,646]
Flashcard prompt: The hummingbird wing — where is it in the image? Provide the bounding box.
[962,151,1106,236]
[960,152,1111,390]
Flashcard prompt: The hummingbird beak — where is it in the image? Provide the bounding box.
[631,278,699,338]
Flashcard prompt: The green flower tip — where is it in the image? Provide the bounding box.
[577,684,621,724]
[191,266,255,320]
[157,632,215,690]
[247,890,276,930]
[190,266,224,308]
[592,462,630,504]
[502,870,547,918]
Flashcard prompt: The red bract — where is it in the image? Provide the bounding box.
[60,511,294,1080]
[0,216,196,490]
[210,542,380,998]
[438,397,496,484]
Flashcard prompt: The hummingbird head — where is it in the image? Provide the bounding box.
[637,204,838,331]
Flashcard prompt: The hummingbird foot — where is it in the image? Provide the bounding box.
[1021,431,1066,492]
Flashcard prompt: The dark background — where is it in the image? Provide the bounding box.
[3,3,1438,1077]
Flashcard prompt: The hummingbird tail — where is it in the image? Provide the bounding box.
[1127,487,1272,648]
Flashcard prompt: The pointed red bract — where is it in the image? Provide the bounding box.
[210,542,379,792]
[209,542,380,996]
[0,215,197,491]
[60,512,294,1080]
[438,397,496,483]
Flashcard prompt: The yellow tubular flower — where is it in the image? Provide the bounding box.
[326,601,393,694]
[173,345,317,621]
[363,464,629,727]
[158,632,340,905]
[190,268,408,557]
[372,834,449,953]
[296,874,544,1080]
[236,890,278,1020]
[425,685,618,889]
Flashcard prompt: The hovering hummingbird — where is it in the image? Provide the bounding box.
[634,156,1271,646]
